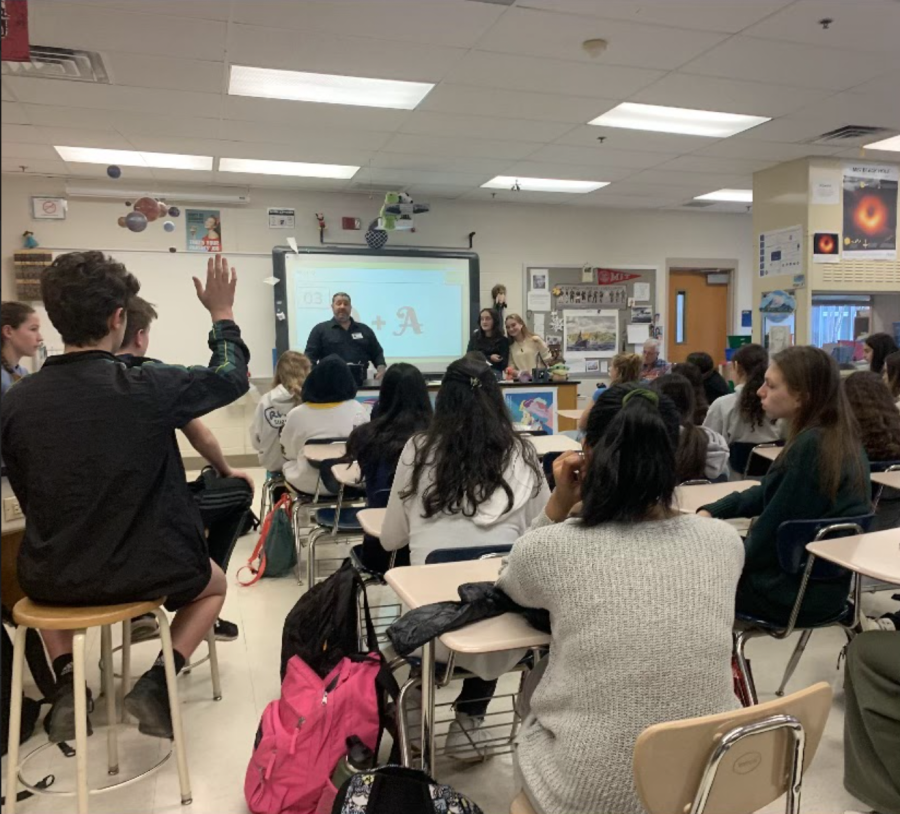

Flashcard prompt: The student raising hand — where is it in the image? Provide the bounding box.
[193,255,237,323]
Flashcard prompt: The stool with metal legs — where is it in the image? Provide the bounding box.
[5,597,192,814]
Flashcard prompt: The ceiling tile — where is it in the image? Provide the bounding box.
[368,153,515,176]
[626,168,749,189]
[1,102,29,125]
[386,185,469,200]
[458,188,570,206]
[631,73,830,118]
[655,154,776,174]
[692,139,843,160]
[111,112,223,141]
[793,90,900,129]
[381,133,540,161]
[680,35,900,91]
[65,163,156,180]
[35,127,137,149]
[476,7,728,70]
[0,143,60,160]
[420,84,613,124]
[557,125,717,154]
[353,168,489,188]
[222,119,394,152]
[850,70,900,97]
[230,0,504,49]
[28,1,227,61]
[567,193,682,209]
[606,180,715,199]
[738,114,874,143]
[1,124,40,143]
[223,96,407,134]
[1,79,16,101]
[226,23,464,83]
[210,171,351,191]
[145,168,215,184]
[741,0,900,53]
[58,1,233,21]
[1,159,69,175]
[104,53,224,95]
[443,51,663,100]
[19,104,118,130]
[399,111,575,143]
[516,0,795,34]
[524,143,678,170]
[502,160,634,183]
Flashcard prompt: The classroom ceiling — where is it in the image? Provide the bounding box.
[2,0,900,213]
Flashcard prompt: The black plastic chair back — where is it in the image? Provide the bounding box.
[368,487,392,510]
[425,544,513,565]
[870,460,900,473]
[729,440,785,477]
[776,513,875,580]
[319,460,366,499]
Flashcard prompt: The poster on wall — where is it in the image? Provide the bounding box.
[564,309,619,360]
[505,387,557,435]
[759,225,803,277]
[813,232,841,264]
[842,162,898,261]
[554,285,626,308]
[186,208,222,253]
[1,0,31,62]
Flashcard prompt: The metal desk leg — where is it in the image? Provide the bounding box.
[421,638,437,776]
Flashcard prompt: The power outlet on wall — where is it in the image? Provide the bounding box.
[3,496,24,522]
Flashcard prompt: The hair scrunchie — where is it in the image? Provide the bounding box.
[622,388,659,409]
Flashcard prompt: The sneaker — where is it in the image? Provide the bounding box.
[878,612,899,631]
[44,684,94,743]
[124,675,173,739]
[130,612,160,643]
[444,712,492,763]
[214,618,239,641]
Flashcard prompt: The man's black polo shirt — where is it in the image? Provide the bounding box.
[304,318,386,369]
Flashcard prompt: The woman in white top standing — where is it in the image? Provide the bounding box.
[704,343,782,472]
[280,355,368,495]
[250,350,311,473]
[381,356,550,757]
[506,313,550,373]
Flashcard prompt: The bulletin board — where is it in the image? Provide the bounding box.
[523,265,659,382]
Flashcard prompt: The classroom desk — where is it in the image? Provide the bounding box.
[385,559,550,775]
[331,461,362,486]
[806,529,900,584]
[871,471,900,490]
[558,409,584,421]
[675,480,759,514]
[302,442,347,463]
[357,508,385,538]
[751,445,782,464]
[528,434,581,456]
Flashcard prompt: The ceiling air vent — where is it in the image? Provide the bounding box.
[802,125,893,146]
[1,46,109,83]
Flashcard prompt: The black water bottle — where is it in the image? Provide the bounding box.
[330,735,375,788]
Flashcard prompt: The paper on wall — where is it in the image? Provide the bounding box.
[567,359,586,373]
[809,168,841,205]
[632,282,651,301]
[527,290,552,311]
[533,313,546,336]
[627,323,650,344]
[599,360,609,374]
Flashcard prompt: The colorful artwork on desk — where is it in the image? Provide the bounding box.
[506,387,557,435]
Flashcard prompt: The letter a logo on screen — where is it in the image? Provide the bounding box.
[394,306,424,336]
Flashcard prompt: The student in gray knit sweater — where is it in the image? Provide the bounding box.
[497,383,745,814]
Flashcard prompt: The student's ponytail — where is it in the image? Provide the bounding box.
[651,374,707,482]
[581,385,681,525]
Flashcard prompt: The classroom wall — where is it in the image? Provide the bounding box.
[1,173,755,455]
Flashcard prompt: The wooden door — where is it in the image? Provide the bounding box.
[667,271,729,364]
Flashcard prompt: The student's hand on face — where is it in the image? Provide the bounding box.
[193,255,237,322]
[545,451,583,522]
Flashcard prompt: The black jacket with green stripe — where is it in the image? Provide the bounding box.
[1,321,249,607]
[702,428,871,626]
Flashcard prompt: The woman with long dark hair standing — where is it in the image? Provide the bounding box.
[346,362,433,570]
[467,308,508,373]
[700,346,871,626]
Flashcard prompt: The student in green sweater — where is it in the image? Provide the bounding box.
[699,346,871,626]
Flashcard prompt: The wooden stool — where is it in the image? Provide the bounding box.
[4,598,192,814]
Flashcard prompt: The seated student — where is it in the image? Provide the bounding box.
[703,344,782,455]
[1,253,247,741]
[1,302,42,470]
[345,362,433,572]
[699,346,871,627]
[578,352,640,433]
[250,350,311,473]
[380,356,550,756]
[671,362,710,424]
[497,383,744,814]
[118,295,254,642]
[864,331,899,375]
[652,373,728,482]
[467,308,508,374]
[687,350,730,405]
[884,349,900,408]
[280,355,368,496]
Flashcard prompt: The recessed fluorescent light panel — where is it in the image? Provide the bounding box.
[589,102,770,138]
[481,176,609,194]
[229,65,434,110]
[218,157,359,179]
[864,134,900,152]
[694,189,753,203]
[55,146,212,170]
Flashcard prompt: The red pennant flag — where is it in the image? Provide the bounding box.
[593,268,642,285]
[1,0,30,62]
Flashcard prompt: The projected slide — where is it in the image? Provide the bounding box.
[278,251,477,371]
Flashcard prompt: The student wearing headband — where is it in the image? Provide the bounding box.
[497,382,744,814]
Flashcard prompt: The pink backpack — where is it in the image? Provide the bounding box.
[245,653,383,814]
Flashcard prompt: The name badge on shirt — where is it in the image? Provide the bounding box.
[352,332,364,340]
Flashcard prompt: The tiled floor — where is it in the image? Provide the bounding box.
[2,466,895,813]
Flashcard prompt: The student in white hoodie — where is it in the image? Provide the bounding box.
[651,373,728,482]
[250,351,311,473]
[381,356,550,758]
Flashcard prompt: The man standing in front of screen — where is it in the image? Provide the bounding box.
[304,292,386,380]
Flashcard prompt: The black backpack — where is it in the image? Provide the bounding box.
[331,766,484,814]
[188,466,256,571]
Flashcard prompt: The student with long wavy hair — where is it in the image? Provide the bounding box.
[345,362,433,571]
[506,313,550,372]
[700,346,871,626]
[381,356,549,758]
[652,373,728,482]
[863,332,898,375]
[498,383,743,814]
[884,349,900,406]
[843,372,900,462]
